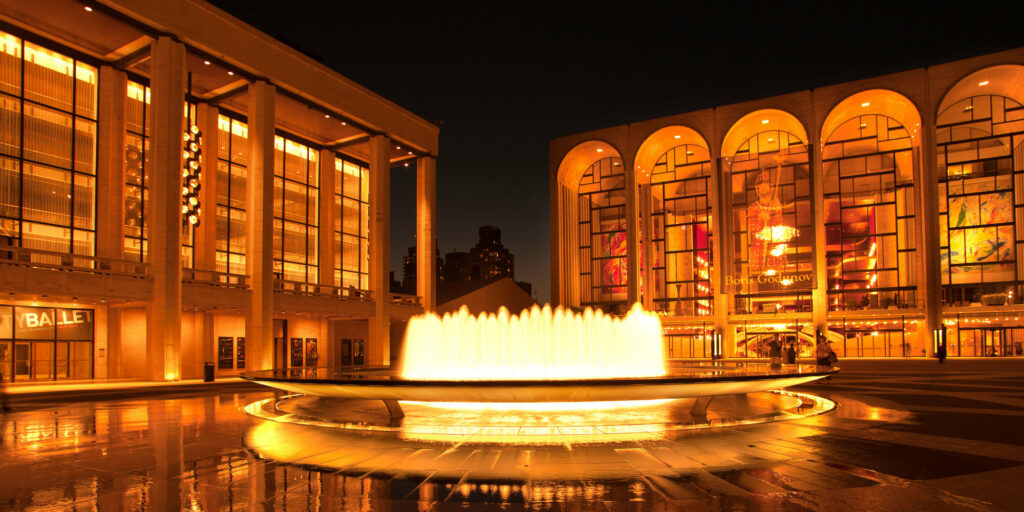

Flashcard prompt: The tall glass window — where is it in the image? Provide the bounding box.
[577,156,626,312]
[273,135,318,283]
[123,82,195,265]
[937,95,1024,305]
[726,131,812,314]
[124,80,148,261]
[648,144,713,316]
[216,114,247,275]
[823,114,917,310]
[0,31,96,262]
[334,156,369,290]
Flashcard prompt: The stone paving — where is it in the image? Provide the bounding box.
[0,359,1022,510]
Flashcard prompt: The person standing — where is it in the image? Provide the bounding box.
[785,342,797,365]
[768,335,782,369]
[816,336,833,367]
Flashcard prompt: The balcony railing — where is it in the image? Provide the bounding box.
[274,278,372,301]
[391,293,422,307]
[182,268,249,288]
[0,245,148,277]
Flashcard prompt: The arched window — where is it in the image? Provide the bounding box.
[577,156,626,312]
[648,144,712,316]
[823,114,917,311]
[725,130,812,314]
[937,94,1024,305]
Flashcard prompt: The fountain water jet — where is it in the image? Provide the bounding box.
[400,303,665,381]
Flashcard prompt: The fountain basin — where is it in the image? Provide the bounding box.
[241,363,836,402]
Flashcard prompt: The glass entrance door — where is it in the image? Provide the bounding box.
[0,342,10,382]
[55,341,69,379]
[14,342,30,380]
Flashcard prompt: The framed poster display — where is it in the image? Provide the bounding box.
[236,337,245,369]
[305,338,318,367]
[290,338,304,367]
[217,337,234,369]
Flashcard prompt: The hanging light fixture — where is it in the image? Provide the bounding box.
[182,124,202,227]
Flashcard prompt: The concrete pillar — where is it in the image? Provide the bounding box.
[195,102,219,271]
[416,156,436,311]
[918,107,941,356]
[368,135,391,366]
[245,80,276,370]
[146,36,185,381]
[319,149,336,286]
[96,65,126,261]
[811,109,829,335]
[707,152,732,354]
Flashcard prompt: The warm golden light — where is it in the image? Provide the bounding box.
[755,224,797,243]
[400,303,665,381]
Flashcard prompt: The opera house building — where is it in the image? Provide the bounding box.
[551,47,1024,359]
[0,0,438,382]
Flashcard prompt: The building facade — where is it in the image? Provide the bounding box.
[551,47,1024,359]
[0,0,438,382]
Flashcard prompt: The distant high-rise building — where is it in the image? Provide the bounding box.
[470,226,515,281]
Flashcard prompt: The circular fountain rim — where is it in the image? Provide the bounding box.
[240,363,837,402]
[240,364,837,388]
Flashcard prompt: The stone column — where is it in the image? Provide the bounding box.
[195,102,219,271]
[245,80,276,370]
[146,36,185,381]
[96,65,126,261]
[811,124,829,336]
[319,149,336,286]
[416,156,437,311]
[918,113,941,357]
[368,135,391,365]
[707,154,733,356]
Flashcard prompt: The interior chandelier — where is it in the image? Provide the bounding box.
[755,224,798,243]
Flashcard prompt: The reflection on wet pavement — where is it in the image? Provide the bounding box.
[2,363,1024,510]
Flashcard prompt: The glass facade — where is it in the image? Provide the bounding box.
[334,156,369,290]
[124,80,148,261]
[273,135,318,283]
[0,305,94,382]
[726,131,812,314]
[123,82,196,266]
[937,94,1024,305]
[216,114,248,275]
[823,114,917,310]
[0,30,96,262]
[577,156,626,312]
[648,144,713,316]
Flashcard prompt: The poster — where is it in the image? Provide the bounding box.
[290,337,304,367]
[55,309,94,341]
[305,338,318,367]
[236,336,245,369]
[217,336,234,369]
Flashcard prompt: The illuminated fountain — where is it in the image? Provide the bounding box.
[401,304,665,381]
[242,303,837,445]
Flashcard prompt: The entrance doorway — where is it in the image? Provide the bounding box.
[339,339,365,367]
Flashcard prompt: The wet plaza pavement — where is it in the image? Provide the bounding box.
[2,360,1024,510]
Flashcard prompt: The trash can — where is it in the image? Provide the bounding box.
[203,362,215,382]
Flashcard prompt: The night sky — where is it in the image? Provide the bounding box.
[209,1,1024,303]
